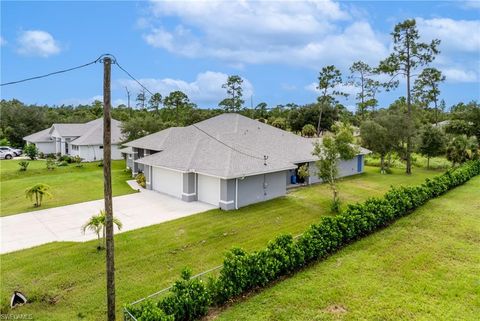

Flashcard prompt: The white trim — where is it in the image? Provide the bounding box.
[182,192,197,196]
[146,164,187,174]
[219,200,234,205]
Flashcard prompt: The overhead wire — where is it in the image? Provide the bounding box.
[1,52,266,163]
[0,55,105,86]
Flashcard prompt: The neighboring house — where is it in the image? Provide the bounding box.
[123,113,370,210]
[23,118,124,161]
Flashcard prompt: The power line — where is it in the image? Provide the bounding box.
[0,55,104,86]
[191,124,266,161]
[114,60,155,96]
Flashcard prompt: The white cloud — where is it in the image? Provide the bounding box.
[17,30,61,57]
[417,18,480,53]
[0,36,6,46]
[441,68,478,82]
[142,0,387,69]
[118,71,254,107]
[461,1,480,10]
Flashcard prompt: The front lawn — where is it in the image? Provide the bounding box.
[0,159,135,216]
[215,175,480,321]
[0,166,442,320]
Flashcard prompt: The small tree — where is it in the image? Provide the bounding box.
[297,164,310,184]
[417,125,446,169]
[23,143,38,160]
[446,135,478,166]
[360,120,392,174]
[271,118,287,130]
[316,65,348,136]
[25,183,52,207]
[301,124,316,137]
[313,123,358,212]
[219,75,244,112]
[18,161,30,171]
[82,210,123,250]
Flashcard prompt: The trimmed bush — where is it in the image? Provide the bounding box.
[136,172,146,188]
[126,160,480,321]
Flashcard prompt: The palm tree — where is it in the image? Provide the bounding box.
[25,184,52,207]
[82,210,123,249]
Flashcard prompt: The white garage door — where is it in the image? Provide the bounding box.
[197,174,220,206]
[152,167,183,198]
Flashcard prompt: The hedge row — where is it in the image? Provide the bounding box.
[126,160,480,321]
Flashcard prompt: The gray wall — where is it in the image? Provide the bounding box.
[220,179,236,210]
[308,155,364,184]
[182,173,197,202]
[237,171,287,208]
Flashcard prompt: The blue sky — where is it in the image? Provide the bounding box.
[1,0,479,111]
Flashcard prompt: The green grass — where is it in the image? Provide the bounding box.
[215,176,480,321]
[0,159,135,216]
[0,166,442,320]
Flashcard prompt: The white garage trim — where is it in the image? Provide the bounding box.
[152,166,183,198]
[197,174,220,206]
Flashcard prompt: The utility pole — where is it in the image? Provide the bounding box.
[103,56,116,321]
[125,86,131,108]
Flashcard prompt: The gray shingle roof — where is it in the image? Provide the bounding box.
[23,128,53,143]
[127,114,370,179]
[70,118,123,145]
[49,123,86,137]
[23,118,123,146]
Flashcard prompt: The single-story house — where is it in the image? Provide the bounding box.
[123,113,370,210]
[23,118,124,161]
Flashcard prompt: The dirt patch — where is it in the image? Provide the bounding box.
[324,304,347,314]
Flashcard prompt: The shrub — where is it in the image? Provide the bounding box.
[38,152,45,159]
[127,160,480,321]
[159,268,211,321]
[57,161,68,167]
[46,159,55,170]
[57,155,74,163]
[18,161,30,171]
[72,155,83,167]
[23,143,38,160]
[126,301,174,321]
[301,124,316,137]
[136,172,146,188]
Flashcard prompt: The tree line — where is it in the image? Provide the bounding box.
[1,19,478,173]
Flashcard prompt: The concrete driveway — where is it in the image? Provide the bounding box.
[0,181,215,254]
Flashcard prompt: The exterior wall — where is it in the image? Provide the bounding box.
[338,156,361,178]
[74,144,122,162]
[237,171,287,208]
[307,155,365,185]
[126,153,134,171]
[144,165,152,190]
[220,179,236,210]
[33,142,56,154]
[308,161,322,184]
[182,173,197,202]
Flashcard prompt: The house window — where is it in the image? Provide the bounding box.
[99,146,103,149]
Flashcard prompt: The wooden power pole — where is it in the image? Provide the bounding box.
[103,56,116,321]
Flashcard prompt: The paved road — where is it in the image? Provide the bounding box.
[0,181,215,254]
